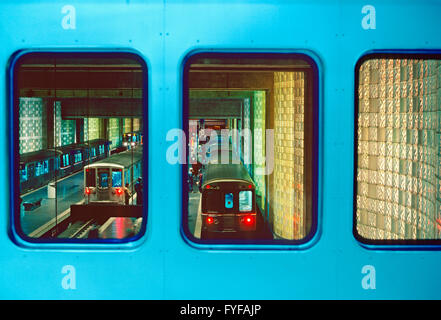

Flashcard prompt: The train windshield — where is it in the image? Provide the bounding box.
[112,169,122,187]
[98,169,109,188]
[85,168,96,187]
[239,191,252,212]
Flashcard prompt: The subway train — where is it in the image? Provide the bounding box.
[19,139,110,194]
[84,145,143,205]
[200,163,257,239]
[2,0,441,301]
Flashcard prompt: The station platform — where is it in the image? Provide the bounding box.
[188,190,201,236]
[99,217,142,239]
[20,171,85,236]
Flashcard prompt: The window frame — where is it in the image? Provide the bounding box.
[9,50,149,247]
[181,51,320,248]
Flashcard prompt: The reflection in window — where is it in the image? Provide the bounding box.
[112,170,122,187]
[355,56,441,242]
[98,169,109,188]
[239,191,252,212]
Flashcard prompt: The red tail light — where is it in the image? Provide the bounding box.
[85,187,91,195]
[241,215,255,226]
[206,216,214,225]
[115,188,123,195]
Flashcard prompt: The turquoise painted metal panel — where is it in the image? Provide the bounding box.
[0,0,440,299]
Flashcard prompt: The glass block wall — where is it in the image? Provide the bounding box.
[18,97,46,154]
[108,118,121,149]
[243,98,252,171]
[84,118,101,141]
[54,101,75,147]
[253,91,266,211]
[54,101,62,147]
[272,72,305,240]
[356,58,441,240]
[60,119,75,146]
[123,118,132,133]
[133,118,141,131]
[231,118,237,156]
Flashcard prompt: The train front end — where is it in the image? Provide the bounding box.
[84,165,126,205]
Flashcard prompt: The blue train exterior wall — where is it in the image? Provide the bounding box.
[0,0,440,299]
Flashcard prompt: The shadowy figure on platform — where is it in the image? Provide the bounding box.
[123,183,131,205]
[134,178,143,205]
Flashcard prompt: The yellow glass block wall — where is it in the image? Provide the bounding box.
[273,72,305,240]
[108,118,121,149]
[357,58,441,240]
[84,118,101,141]
[123,118,132,133]
[133,118,141,132]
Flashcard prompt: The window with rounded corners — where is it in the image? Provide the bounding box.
[354,53,441,245]
[10,51,147,244]
[181,52,319,245]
